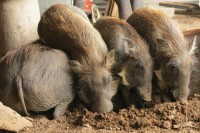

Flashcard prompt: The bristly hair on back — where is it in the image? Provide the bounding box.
[0,40,50,84]
[135,8,195,59]
[1,40,51,66]
[38,4,108,66]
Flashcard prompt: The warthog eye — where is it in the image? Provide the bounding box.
[168,64,175,70]
[167,62,178,75]
[135,61,144,69]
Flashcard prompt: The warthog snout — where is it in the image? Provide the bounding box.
[138,86,152,102]
[92,100,113,113]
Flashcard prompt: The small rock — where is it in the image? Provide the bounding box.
[173,121,193,129]
[180,100,188,105]
[167,115,175,120]
[26,127,30,131]
[0,102,32,132]
[119,116,126,125]
[84,123,91,128]
[115,126,120,131]
[163,121,171,129]
[171,109,177,115]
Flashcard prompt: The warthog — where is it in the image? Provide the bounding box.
[127,7,197,102]
[94,17,153,107]
[38,4,119,113]
[184,29,200,97]
[0,41,73,118]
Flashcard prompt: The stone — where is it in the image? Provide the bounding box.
[163,121,172,129]
[0,102,32,132]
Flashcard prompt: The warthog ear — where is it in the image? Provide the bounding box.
[123,38,137,56]
[69,60,83,74]
[91,4,101,24]
[189,35,197,55]
[105,50,116,70]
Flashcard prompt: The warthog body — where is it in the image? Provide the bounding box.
[127,8,196,102]
[0,41,73,118]
[184,29,200,97]
[94,17,153,107]
[38,4,118,113]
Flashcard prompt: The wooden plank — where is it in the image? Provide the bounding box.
[93,2,107,5]
[105,0,115,16]
[175,9,200,14]
[159,1,200,9]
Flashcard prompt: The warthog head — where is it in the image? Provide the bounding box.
[69,50,119,113]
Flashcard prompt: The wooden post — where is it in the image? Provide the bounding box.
[0,0,40,57]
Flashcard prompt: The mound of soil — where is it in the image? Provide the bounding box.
[20,95,200,133]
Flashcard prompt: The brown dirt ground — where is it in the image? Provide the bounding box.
[19,95,200,133]
[0,14,195,133]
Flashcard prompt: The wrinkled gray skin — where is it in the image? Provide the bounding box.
[0,41,73,118]
[38,4,118,113]
[184,29,200,97]
[127,8,196,102]
[94,17,153,107]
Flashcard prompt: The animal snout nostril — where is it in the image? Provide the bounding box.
[166,86,175,93]
[92,101,113,113]
[164,87,176,102]
[142,101,154,108]
[135,99,154,109]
